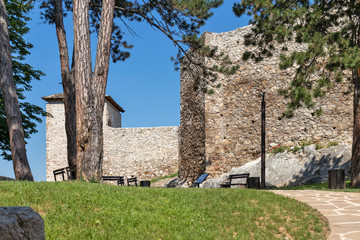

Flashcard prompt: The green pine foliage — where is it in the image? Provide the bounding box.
[1,0,46,160]
[40,0,224,64]
[233,0,360,116]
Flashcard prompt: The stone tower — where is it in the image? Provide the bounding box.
[179,26,353,181]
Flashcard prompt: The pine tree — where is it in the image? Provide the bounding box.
[233,0,360,187]
[0,0,46,180]
[0,0,46,162]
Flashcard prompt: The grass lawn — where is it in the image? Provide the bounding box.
[0,181,329,239]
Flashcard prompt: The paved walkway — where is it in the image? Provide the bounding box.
[271,190,360,240]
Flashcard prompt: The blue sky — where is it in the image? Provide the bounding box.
[0,1,250,181]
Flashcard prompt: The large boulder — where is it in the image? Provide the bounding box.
[203,144,351,188]
[0,207,45,240]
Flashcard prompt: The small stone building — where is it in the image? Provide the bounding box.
[43,93,179,182]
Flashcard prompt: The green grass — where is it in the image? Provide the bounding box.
[278,180,360,192]
[0,181,329,239]
[150,172,178,183]
[270,140,339,154]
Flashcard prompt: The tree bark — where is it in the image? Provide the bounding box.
[54,0,76,178]
[73,0,92,180]
[351,69,360,187]
[73,0,115,180]
[0,0,33,181]
[351,27,360,188]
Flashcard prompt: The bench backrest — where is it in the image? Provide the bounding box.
[127,177,137,182]
[228,173,250,179]
[53,168,65,174]
[102,176,124,181]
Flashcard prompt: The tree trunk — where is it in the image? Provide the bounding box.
[54,0,76,178]
[351,27,360,188]
[73,0,115,180]
[351,70,360,187]
[0,0,33,181]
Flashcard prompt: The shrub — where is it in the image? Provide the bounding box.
[291,146,301,152]
[271,144,290,154]
[327,141,339,147]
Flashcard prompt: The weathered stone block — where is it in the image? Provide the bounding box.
[0,207,45,240]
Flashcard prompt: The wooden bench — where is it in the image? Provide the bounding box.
[127,177,138,186]
[53,166,76,181]
[220,173,250,188]
[102,176,125,186]
[53,168,66,181]
[194,173,209,188]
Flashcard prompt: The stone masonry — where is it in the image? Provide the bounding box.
[44,25,354,184]
[103,126,178,179]
[180,25,353,179]
[43,94,179,182]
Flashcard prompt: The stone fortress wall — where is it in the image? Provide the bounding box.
[180,25,353,178]
[179,51,207,182]
[45,25,353,183]
[44,96,179,182]
[103,126,178,180]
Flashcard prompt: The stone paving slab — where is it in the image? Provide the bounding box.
[271,190,360,240]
